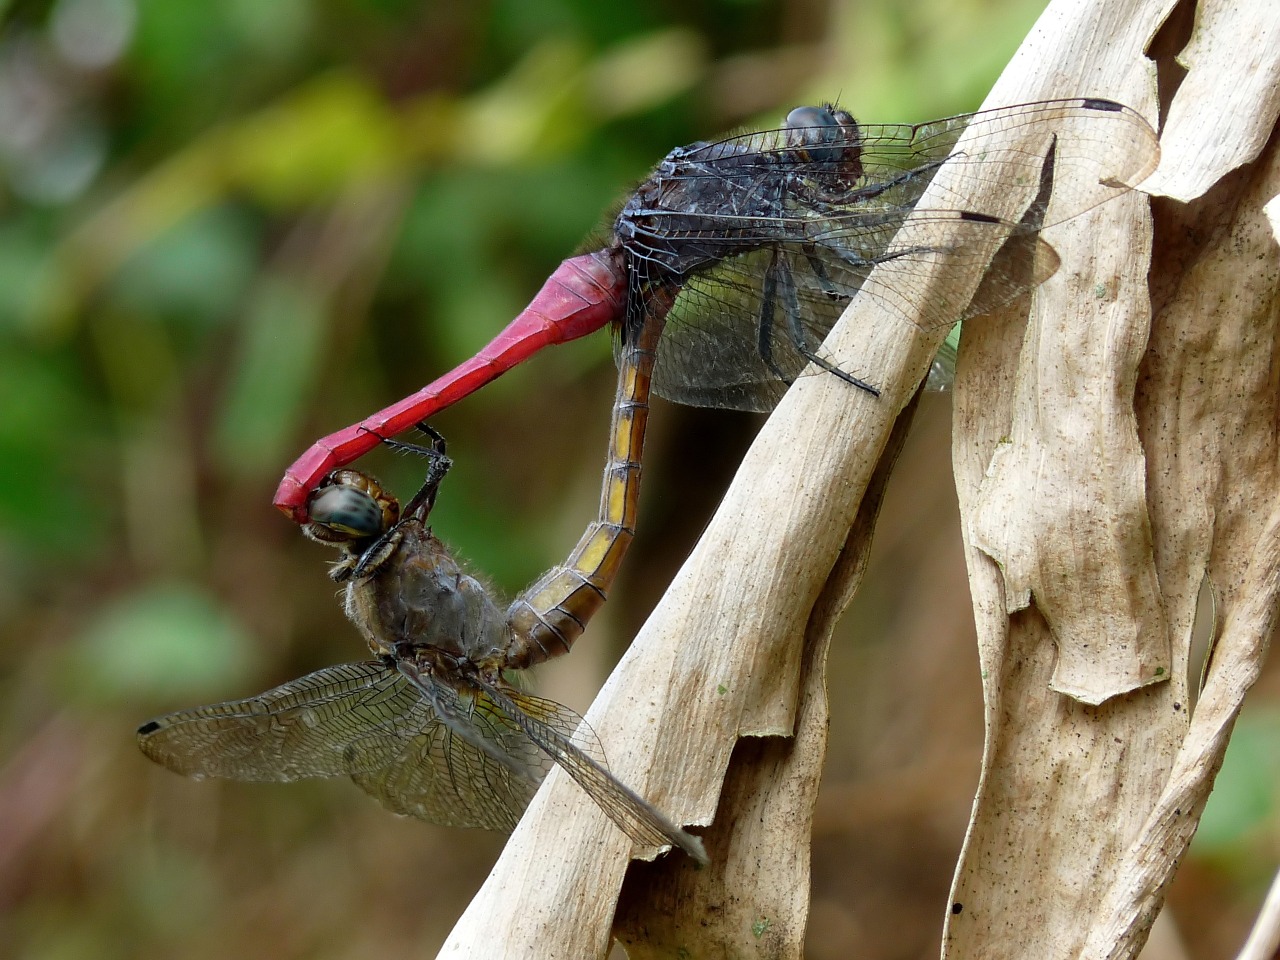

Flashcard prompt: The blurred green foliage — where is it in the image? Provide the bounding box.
[65,580,260,704]
[1192,709,1280,887]
[10,1,1273,958]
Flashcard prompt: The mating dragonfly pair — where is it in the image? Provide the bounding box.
[138,97,1159,862]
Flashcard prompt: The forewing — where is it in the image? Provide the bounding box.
[136,661,424,781]
[682,97,1157,222]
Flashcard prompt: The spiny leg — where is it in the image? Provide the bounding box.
[776,250,880,396]
[347,424,453,580]
[757,246,796,387]
[381,423,452,519]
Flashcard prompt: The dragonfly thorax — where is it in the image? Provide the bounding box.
[342,517,510,664]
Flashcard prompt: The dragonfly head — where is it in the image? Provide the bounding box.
[783,103,862,174]
[304,470,399,547]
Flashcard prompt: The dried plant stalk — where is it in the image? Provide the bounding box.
[1235,865,1280,960]
[611,391,924,957]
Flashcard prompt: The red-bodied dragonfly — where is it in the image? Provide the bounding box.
[273,99,1158,662]
[138,433,707,864]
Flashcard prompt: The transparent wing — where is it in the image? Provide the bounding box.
[348,686,541,832]
[645,211,1057,408]
[623,98,1157,409]
[138,660,539,832]
[137,661,426,781]
[477,679,708,864]
[674,98,1156,225]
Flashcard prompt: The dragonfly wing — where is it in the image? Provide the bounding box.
[348,721,537,834]
[647,213,1057,409]
[478,680,709,864]
[141,658,535,831]
[353,686,552,834]
[632,98,1155,411]
[136,660,424,781]
[648,244,861,410]
[682,98,1156,223]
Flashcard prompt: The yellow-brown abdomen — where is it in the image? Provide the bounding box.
[505,313,662,668]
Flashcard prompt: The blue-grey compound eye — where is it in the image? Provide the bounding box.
[783,105,851,164]
[784,105,838,131]
[309,485,385,539]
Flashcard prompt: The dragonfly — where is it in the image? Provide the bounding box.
[138,432,708,864]
[272,98,1160,662]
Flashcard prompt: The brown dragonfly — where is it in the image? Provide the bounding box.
[138,432,707,864]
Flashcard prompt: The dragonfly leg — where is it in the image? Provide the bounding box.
[776,251,880,396]
[757,247,880,397]
[348,526,406,582]
[346,426,453,581]
[380,422,448,462]
[801,243,852,301]
[756,249,796,387]
[382,423,452,522]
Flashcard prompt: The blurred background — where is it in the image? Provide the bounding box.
[1,0,1278,956]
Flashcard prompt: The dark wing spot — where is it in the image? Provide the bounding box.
[1081,98,1123,112]
[959,210,1001,224]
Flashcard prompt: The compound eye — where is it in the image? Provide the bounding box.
[308,485,387,540]
[784,105,838,131]
[782,104,861,170]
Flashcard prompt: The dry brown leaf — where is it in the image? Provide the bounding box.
[1142,0,1280,202]
[947,1,1280,960]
